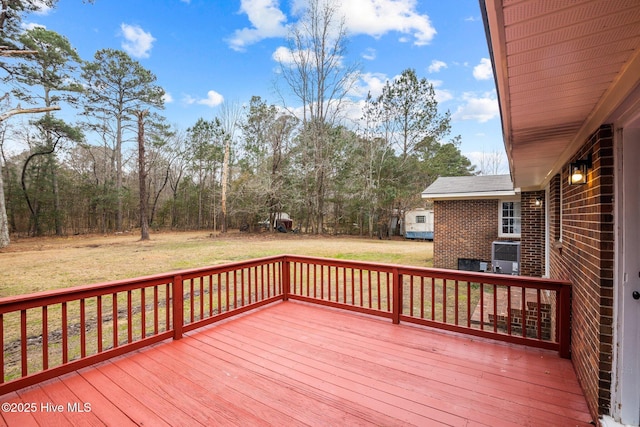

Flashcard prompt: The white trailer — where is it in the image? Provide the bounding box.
[404,208,434,240]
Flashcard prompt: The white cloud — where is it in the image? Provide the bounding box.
[452,92,499,123]
[428,60,447,73]
[350,72,388,98]
[228,0,288,51]
[162,93,174,104]
[230,0,435,50]
[198,90,225,107]
[182,90,224,107]
[473,58,493,80]
[272,45,296,65]
[338,0,436,46]
[464,16,479,22]
[120,23,155,58]
[362,48,376,61]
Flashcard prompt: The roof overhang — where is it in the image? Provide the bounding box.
[480,0,640,190]
[422,189,518,201]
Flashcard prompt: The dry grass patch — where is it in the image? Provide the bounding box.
[0,231,433,297]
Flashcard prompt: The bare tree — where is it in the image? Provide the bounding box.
[276,0,359,233]
[218,101,241,233]
[478,149,505,175]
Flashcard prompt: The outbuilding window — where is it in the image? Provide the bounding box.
[499,200,521,237]
[416,215,426,223]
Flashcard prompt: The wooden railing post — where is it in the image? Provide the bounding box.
[558,283,571,358]
[392,268,401,324]
[173,275,183,340]
[282,257,290,301]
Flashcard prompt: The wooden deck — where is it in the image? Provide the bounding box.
[0,301,592,426]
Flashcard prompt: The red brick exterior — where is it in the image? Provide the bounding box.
[433,194,544,277]
[548,125,614,420]
[433,199,500,270]
[520,191,545,277]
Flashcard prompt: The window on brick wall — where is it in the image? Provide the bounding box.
[416,215,426,223]
[499,200,521,238]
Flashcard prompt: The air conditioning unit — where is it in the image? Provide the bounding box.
[492,241,520,275]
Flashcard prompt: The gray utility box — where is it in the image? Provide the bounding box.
[492,241,520,275]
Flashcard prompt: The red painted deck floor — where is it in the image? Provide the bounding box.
[1,301,593,426]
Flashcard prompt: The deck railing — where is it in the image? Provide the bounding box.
[0,254,571,395]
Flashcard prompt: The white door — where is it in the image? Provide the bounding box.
[616,126,640,425]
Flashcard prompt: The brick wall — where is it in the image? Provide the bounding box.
[433,199,499,270]
[548,124,614,420]
[520,191,545,277]
[434,196,545,277]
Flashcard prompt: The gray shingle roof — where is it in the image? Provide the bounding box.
[421,175,516,199]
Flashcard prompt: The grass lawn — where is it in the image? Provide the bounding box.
[0,230,433,297]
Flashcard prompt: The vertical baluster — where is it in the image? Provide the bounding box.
[200,277,205,318]
[341,268,346,304]
[454,280,459,325]
[62,302,68,363]
[431,277,435,321]
[507,286,512,335]
[480,283,485,331]
[113,292,118,348]
[20,310,27,376]
[97,295,103,352]
[521,286,527,338]
[442,280,447,324]
[367,270,372,308]
[493,284,498,332]
[350,268,355,305]
[420,276,425,319]
[209,275,214,316]
[42,306,48,369]
[80,299,87,357]
[165,283,171,332]
[127,290,133,343]
[140,289,146,340]
[219,272,224,311]
[154,286,159,335]
[226,271,230,311]
[377,271,381,310]
[190,278,195,323]
[467,281,471,328]
[359,269,363,307]
[241,269,245,307]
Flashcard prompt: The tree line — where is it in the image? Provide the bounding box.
[0,0,474,247]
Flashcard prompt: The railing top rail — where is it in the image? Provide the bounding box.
[282,254,572,289]
[0,253,570,314]
[0,255,286,313]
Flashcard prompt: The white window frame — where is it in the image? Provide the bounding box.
[498,198,521,238]
[416,215,426,224]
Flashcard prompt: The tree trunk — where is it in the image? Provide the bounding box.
[220,137,230,233]
[0,160,9,248]
[116,116,124,232]
[137,111,150,241]
[52,161,63,236]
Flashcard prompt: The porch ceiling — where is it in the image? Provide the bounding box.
[481,0,640,190]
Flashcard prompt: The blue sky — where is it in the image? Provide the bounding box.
[24,0,506,172]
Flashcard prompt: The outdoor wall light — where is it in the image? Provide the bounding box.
[569,154,592,185]
[535,197,542,207]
